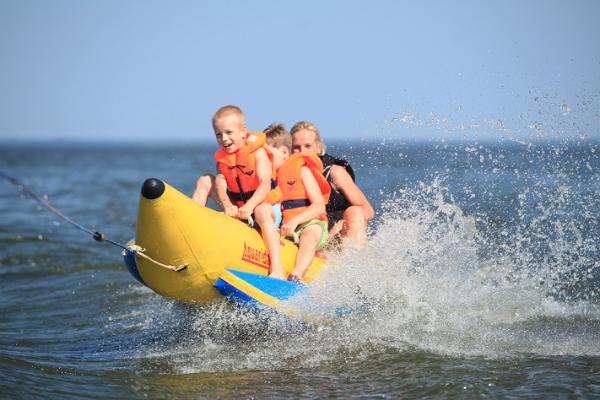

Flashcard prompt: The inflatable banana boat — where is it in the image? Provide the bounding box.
[123,178,326,303]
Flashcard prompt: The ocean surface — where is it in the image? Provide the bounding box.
[1,138,599,399]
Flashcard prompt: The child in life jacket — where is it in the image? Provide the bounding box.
[253,123,330,281]
[192,105,279,221]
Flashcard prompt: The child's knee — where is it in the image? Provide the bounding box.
[254,203,274,224]
[299,225,323,246]
[196,174,214,189]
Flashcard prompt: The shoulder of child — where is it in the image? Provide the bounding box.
[254,146,269,161]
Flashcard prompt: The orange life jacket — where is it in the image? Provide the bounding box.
[277,152,331,223]
[214,132,280,207]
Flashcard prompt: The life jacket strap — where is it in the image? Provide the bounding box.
[228,188,254,202]
[281,199,310,210]
[227,179,278,203]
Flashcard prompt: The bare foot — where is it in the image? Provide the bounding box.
[268,271,286,280]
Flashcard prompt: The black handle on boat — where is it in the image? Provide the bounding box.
[141,178,165,199]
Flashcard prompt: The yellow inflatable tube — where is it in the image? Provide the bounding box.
[129,178,326,303]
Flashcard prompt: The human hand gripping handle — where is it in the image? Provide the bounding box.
[224,204,239,218]
[237,204,253,221]
[279,218,299,239]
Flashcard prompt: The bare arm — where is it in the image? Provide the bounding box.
[215,171,238,216]
[329,165,374,220]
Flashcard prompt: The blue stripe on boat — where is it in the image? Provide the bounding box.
[123,248,146,286]
[220,269,306,300]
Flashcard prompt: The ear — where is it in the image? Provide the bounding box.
[240,124,248,137]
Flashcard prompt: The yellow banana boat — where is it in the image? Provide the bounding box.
[123,178,327,303]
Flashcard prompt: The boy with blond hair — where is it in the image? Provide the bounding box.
[193,105,278,221]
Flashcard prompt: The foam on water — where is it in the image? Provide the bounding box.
[294,180,598,354]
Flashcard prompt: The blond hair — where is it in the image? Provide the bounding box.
[264,122,291,151]
[290,120,327,154]
[212,105,245,130]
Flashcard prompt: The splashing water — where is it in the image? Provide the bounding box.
[301,180,598,356]
[134,176,599,374]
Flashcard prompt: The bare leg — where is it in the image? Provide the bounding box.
[192,175,218,207]
[254,203,285,280]
[290,224,323,279]
[327,219,344,241]
[340,206,368,247]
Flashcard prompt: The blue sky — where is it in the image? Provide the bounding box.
[1,0,599,143]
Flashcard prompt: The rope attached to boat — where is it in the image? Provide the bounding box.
[0,171,187,272]
[126,244,186,272]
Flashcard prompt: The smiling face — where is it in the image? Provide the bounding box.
[213,113,247,153]
[292,128,322,154]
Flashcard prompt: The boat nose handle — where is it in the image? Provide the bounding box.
[141,178,165,199]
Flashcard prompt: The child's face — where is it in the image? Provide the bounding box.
[270,145,289,170]
[292,129,322,154]
[213,114,247,153]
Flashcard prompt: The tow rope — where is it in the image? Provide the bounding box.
[0,171,186,272]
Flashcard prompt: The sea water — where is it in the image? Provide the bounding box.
[1,132,599,397]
